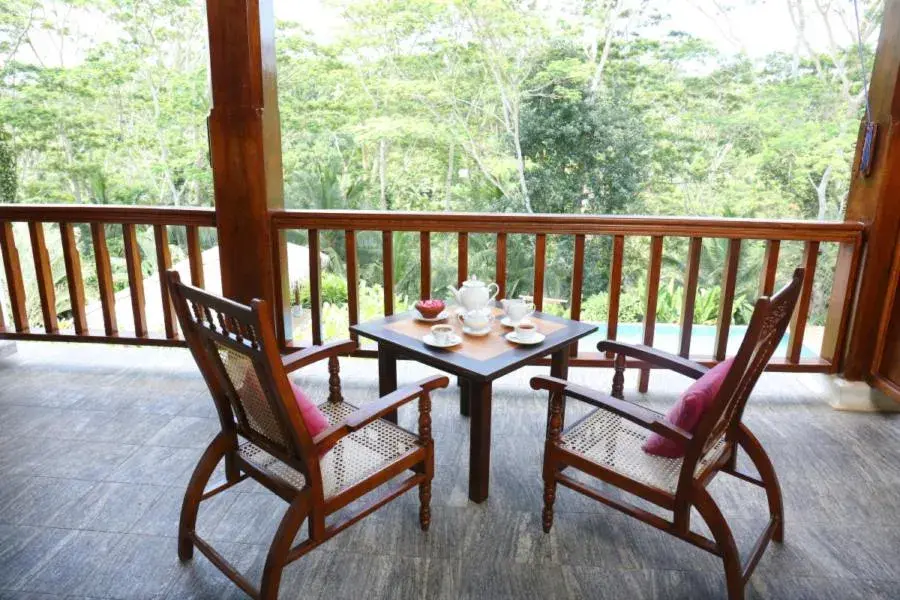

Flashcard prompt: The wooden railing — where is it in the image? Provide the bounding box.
[272,210,866,386]
[0,205,216,346]
[0,205,866,386]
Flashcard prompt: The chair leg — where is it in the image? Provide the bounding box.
[739,425,784,543]
[179,433,232,561]
[542,476,557,533]
[419,479,432,531]
[224,452,241,483]
[260,493,311,600]
[694,487,743,600]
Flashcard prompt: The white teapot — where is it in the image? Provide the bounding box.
[448,275,499,313]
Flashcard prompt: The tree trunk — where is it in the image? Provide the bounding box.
[444,141,455,211]
[379,138,388,210]
[811,165,832,220]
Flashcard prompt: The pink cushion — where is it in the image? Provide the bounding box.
[642,358,735,458]
[290,381,330,438]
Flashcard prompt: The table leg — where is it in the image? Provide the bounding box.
[378,346,398,423]
[550,349,570,429]
[459,376,470,416]
[550,348,570,380]
[468,379,492,503]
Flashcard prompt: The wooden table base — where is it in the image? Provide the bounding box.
[378,347,399,423]
[364,313,590,504]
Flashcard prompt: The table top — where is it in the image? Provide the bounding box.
[351,307,597,381]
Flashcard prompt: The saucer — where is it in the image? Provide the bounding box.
[423,333,461,348]
[414,309,449,322]
[462,325,492,337]
[500,316,525,327]
[505,331,545,345]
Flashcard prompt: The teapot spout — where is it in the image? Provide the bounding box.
[447,284,460,303]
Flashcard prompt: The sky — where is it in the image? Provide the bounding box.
[272,0,868,58]
[15,0,875,69]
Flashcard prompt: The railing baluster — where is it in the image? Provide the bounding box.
[272,230,291,346]
[0,221,29,332]
[714,239,742,361]
[60,223,87,335]
[569,234,586,357]
[787,241,819,363]
[496,232,507,299]
[154,224,178,339]
[420,231,431,300]
[760,240,780,296]
[606,235,624,358]
[28,222,58,333]
[91,223,117,336]
[533,233,546,311]
[382,230,394,316]
[122,224,147,337]
[186,225,205,288]
[457,232,468,286]
[821,237,863,370]
[308,229,322,345]
[639,236,664,393]
[679,237,702,358]
[345,230,359,341]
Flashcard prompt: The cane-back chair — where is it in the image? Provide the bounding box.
[167,271,448,600]
[532,268,805,600]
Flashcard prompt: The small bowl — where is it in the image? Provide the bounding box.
[415,299,446,319]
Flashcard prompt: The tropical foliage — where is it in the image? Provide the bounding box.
[0,0,882,331]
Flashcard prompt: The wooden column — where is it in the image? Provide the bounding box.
[841,0,900,384]
[872,244,900,398]
[205,0,289,331]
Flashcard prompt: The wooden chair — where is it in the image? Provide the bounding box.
[167,271,448,600]
[532,268,805,600]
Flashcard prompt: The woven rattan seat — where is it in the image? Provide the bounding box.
[239,400,418,498]
[561,407,726,494]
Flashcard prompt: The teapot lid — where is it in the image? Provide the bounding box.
[462,275,485,288]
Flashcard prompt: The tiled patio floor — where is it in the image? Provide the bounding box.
[1,341,899,599]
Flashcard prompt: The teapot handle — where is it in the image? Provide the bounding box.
[487,282,500,301]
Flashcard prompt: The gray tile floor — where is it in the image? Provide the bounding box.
[1,341,899,599]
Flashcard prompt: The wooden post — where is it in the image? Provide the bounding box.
[204,0,289,326]
[841,0,900,381]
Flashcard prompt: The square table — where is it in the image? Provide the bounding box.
[351,308,597,503]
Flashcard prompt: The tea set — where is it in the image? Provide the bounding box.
[417,275,544,349]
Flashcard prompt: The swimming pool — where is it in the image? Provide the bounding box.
[576,322,817,359]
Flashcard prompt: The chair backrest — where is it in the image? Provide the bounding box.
[166,270,317,478]
[680,268,804,485]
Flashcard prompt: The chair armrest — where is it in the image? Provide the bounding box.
[281,339,358,373]
[313,375,449,450]
[530,375,691,443]
[596,340,709,380]
[344,375,449,428]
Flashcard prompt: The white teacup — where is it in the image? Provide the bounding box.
[502,298,535,324]
[458,309,493,332]
[431,324,455,345]
[514,320,537,342]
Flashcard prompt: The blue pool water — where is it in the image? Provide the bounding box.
[577,322,816,359]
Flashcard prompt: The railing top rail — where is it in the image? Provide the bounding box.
[271,209,865,242]
[0,204,866,242]
[0,204,216,227]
